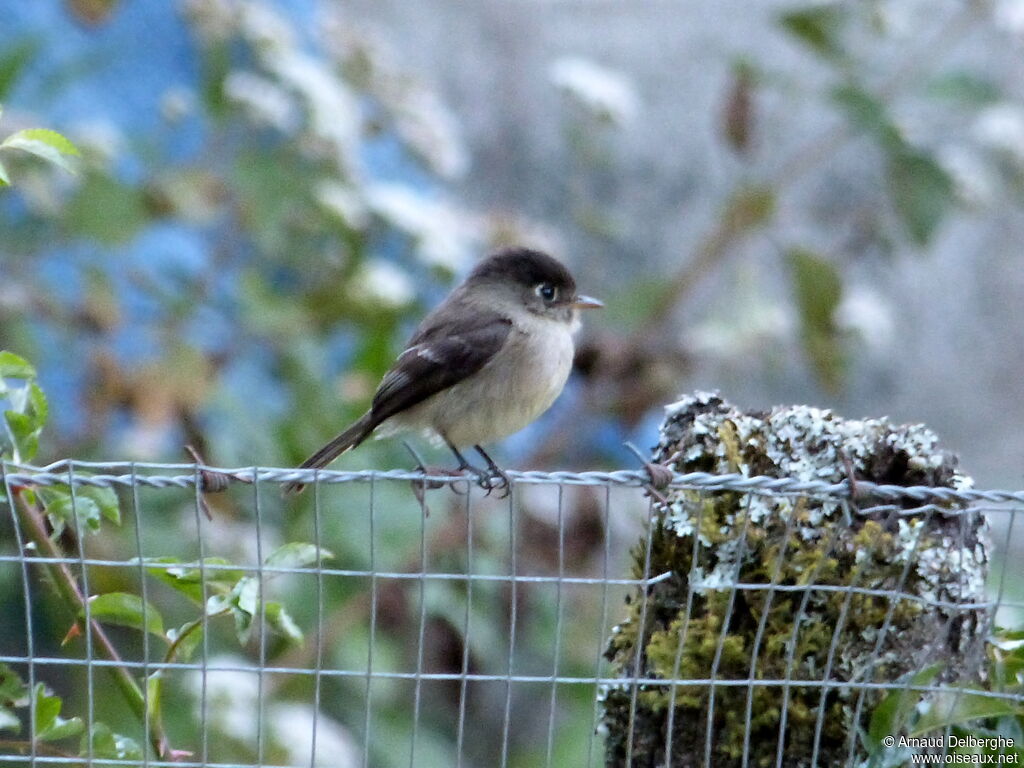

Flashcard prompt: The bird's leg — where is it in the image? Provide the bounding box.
[443,436,493,491]
[474,445,510,498]
[404,440,470,495]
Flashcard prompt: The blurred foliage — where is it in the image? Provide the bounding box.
[1,351,328,760]
[862,634,1024,765]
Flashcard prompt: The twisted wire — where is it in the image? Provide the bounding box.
[1,460,1019,505]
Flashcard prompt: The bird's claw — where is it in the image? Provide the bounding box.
[483,467,511,499]
[455,464,510,498]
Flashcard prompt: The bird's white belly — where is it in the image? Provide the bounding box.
[389,319,576,448]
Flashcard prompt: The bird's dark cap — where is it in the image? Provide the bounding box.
[467,247,576,292]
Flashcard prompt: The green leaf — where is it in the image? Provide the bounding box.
[82,593,165,637]
[200,40,232,118]
[722,184,776,232]
[888,149,954,247]
[32,684,58,734]
[778,5,847,60]
[38,487,101,537]
[206,576,260,646]
[926,72,1001,106]
[0,39,40,101]
[0,664,24,703]
[28,381,48,431]
[0,128,80,175]
[831,84,902,148]
[138,556,245,603]
[266,602,303,644]
[868,663,944,748]
[788,248,846,393]
[0,351,36,379]
[33,684,83,742]
[233,576,259,616]
[264,542,333,569]
[4,410,41,462]
[80,722,142,760]
[166,620,204,663]
[911,688,1021,735]
[0,664,23,732]
[78,485,120,525]
[221,576,260,646]
[64,173,148,245]
[0,157,8,186]
[0,357,46,461]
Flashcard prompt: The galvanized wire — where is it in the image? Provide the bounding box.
[1,461,1022,768]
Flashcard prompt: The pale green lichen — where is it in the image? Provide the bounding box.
[603,392,990,768]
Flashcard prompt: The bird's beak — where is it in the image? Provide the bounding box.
[571,294,604,310]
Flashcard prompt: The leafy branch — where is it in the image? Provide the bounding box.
[1,351,330,761]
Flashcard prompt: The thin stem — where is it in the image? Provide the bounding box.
[13,489,174,759]
[0,740,79,758]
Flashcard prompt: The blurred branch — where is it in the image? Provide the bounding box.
[525,3,987,465]
[642,184,775,333]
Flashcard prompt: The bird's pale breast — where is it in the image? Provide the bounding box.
[388,313,577,447]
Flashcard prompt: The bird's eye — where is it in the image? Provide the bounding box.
[535,283,557,302]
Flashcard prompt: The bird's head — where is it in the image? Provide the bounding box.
[465,247,603,324]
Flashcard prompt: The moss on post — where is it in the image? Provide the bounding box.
[602,392,989,768]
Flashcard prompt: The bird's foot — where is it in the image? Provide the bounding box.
[466,465,510,498]
[444,461,499,496]
[472,445,511,499]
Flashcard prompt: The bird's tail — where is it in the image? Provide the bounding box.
[284,412,376,494]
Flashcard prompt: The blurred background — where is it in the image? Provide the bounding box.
[2,0,1023,765]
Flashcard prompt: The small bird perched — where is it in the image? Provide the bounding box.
[286,247,603,493]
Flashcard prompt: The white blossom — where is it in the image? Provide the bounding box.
[550,56,639,125]
[237,0,295,52]
[224,70,296,131]
[271,703,361,767]
[160,86,195,122]
[835,286,894,351]
[973,102,1024,164]
[365,183,477,271]
[937,145,998,207]
[68,119,123,166]
[264,49,363,175]
[687,302,793,356]
[315,181,370,229]
[189,657,360,766]
[995,0,1024,36]
[317,14,468,178]
[352,259,415,308]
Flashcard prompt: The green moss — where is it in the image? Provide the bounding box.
[602,394,988,768]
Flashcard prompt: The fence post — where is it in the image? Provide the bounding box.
[602,391,990,767]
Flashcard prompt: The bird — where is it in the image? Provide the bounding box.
[285,246,602,494]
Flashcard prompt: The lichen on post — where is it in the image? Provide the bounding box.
[602,392,990,768]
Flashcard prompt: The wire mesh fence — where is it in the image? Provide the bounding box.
[1,461,1022,767]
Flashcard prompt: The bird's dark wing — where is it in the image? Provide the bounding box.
[369,311,513,424]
